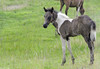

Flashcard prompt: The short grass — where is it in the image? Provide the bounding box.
[0,0,100,69]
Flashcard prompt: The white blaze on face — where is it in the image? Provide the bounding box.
[55,12,73,34]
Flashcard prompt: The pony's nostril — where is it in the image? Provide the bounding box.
[43,24,47,28]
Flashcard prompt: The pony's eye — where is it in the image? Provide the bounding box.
[48,16,51,21]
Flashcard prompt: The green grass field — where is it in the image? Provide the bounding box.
[0,0,100,69]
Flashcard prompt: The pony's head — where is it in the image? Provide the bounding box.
[43,7,54,28]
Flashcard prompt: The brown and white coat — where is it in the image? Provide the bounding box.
[43,7,96,65]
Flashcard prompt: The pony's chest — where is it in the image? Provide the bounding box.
[56,19,67,34]
[58,21,72,35]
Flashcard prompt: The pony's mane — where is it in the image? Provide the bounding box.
[58,12,70,19]
[58,12,73,22]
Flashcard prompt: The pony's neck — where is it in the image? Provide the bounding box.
[52,10,58,29]
[56,12,73,23]
[52,12,73,29]
[55,12,73,34]
[52,22,58,29]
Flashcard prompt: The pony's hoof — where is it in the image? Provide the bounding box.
[72,60,75,64]
[72,57,75,64]
[61,60,66,66]
[61,63,64,66]
[89,62,93,65]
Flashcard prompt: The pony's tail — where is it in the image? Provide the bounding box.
[90,21,96,42]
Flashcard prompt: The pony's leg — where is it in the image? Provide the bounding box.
[92,41,95,50]
[76,7,78,17]
[66,37,75,64]
[60,36,66,66]
[87,41,94,65]
[60,0,64,12]
[76,7,80,17]
[80,4,85,15]
[83,36,94,65]
[65,5,69,15]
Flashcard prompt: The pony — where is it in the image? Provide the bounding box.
[43,7,96,65]
[60,0,85,16]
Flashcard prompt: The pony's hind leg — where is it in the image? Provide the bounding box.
[83,36,94,65]
[92,41,95,50]
[76,7,80,17]
[66,37,75,64]
[88,41,94,65]
[80,4,85,15]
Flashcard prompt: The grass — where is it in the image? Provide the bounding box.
[0,0,100,69]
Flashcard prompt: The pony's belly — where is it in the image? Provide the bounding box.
[70,4,77,7]
[70,1,78,7]
[69,32,80,37]
[69,34,80,37]
[70,5,77,7]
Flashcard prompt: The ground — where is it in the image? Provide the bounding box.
[0,0,100,69]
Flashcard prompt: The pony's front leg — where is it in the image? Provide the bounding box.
[60,0,64,12]
[60,36,66,66]
[66,37,75,64]
[65,3,69,15]
[65,7,68,15]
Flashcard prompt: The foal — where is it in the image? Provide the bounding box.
[43,7,96,65]
[60,0,85,16]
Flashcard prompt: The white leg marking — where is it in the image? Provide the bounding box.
[60,36,66,61]
[67,39,73,58]
[67,39,75,64]
[76,7,80,17]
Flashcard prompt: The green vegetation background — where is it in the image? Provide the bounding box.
[0,0,100,69]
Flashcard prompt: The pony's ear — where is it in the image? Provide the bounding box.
[44,7,47,12]
[50,7,54,13]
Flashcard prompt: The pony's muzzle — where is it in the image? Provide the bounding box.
[43,23,48,28]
